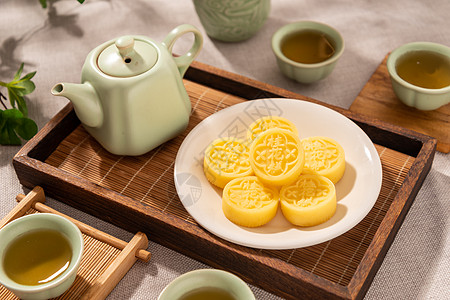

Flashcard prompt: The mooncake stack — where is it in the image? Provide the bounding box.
[203,116,345,228]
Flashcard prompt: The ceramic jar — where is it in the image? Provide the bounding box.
[193,0,270,42]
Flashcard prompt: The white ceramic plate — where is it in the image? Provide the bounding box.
[174,99,382,249]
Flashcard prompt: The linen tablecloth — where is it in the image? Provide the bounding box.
[1,0,449,299]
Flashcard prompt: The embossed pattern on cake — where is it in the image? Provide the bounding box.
[247,116,299,141]
[222,176,279,227]
[280,174,337,227]
[249,128,304,186]
[301,136,345,184]
[204,137,253,188]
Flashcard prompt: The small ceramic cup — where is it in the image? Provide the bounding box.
[387,42,450,111]
[272,21,345,84]
[158,269,255,300]
[193,0,270,42]
[0,213,84,300]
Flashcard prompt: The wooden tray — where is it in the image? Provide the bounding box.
[350,54,450,153]
[0,187,151,300]
[12,60,436,300]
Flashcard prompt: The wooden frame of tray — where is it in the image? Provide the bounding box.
[0,186,151,300]
[12,60,436,300]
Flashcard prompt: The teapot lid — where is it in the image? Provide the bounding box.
[97,36,158,77]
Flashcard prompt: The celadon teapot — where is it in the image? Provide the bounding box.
[51,24,203,156]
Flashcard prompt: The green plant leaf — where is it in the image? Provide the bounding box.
[0,109,22,145]
[13,79,36,96]
[15,117,38,140]
[1,108,23,119]
[20,71,37,82]
[8,89,17,110]
[0,109,6,129]
[0,126,20,145]
[0,63,38,145]
[13,63,24,81]
[39,0,47,8]
[3,67,36,116]
[39,0,84,8]
[0,109,37,145]
[16,96,28,117]
[7,88,28,116]
[8,70,36,96]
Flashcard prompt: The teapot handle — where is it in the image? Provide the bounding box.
[163,24,203,77]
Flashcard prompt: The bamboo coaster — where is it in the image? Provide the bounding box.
[0,187,151,300]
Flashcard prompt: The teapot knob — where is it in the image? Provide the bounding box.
[115,36,135,61]
[97,35,158,77]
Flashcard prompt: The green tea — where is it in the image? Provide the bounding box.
[3,229,72,285]
[179,287,236,300]
[281,30,335,64]
[395,50,450,89]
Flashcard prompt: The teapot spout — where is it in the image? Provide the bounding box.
[51,82,103,128]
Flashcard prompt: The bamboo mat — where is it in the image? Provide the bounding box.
[44,79,414,286]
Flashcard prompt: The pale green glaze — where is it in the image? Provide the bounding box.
[52,24,203,156]
[387,42,450,111]
[193,0,270,42]
[158,269,255,300]
[0,214,83,300]
[271,21,344,84]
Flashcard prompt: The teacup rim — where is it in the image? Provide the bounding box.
[0,213,84,293]
[271,20,345,68]
[158,268,255,300]
[387,41,450,94]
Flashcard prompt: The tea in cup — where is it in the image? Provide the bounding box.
[0,213,84,300]
[158,269,255,300]
[271,21,344,83]
[387,42,450,110]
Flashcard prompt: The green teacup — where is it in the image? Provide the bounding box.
[158,269,255,300]
[387,42,450,111]
[193,0,270,42]
[0,214,84,300]
[272,21,344,83]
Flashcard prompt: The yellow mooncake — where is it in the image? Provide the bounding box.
[249,128,304,186]
[247,116,299,141]
[203,137,253,188]
[222,176,279,227]
[301,136,345,184]
[280,174,336,227]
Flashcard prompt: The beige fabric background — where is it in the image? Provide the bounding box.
[1,0,449,299]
